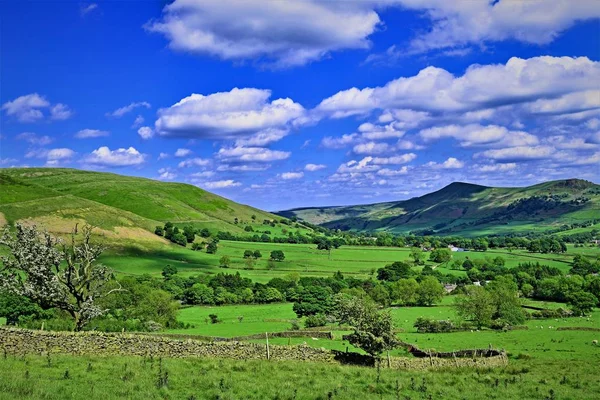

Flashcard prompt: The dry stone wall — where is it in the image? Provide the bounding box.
[0,327,508,370]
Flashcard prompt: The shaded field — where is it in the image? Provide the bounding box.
[98,241,597,282]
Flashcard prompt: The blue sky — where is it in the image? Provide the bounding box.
[1,1,599,211]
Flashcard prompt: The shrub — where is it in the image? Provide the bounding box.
[304,314,327,328]
[208,314,219,324]
[413,317,455,333]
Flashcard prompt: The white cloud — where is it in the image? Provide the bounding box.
[353,141,391,155]
[190,171,215,178]
[371,154,417,165]
[2,93,71,123]
[426,157,464,169]
[398,0,600,54]
[279,172,304,180]
[46,148,75,160]
[203,180,242,189]
[321,133,359,149]
[80,3,98,16]
[476,145,555,161]
[16,132,53,146]
[235,128,289,146]
[132,115,145,128]
[83,146,146,167]
[419,124,539,148]
[158,168,177,180]
[75,129,109,139]
[107,101,151,118]
[476,163,517,172]
[50,104,73,120]
[217,164,271,172]
[317,56,600,118]
[174,148,193,157]
[377,166,409,176]
[146,0,380,68]
[305,163,326,171]
[216,146,290,163]
[178,157,210,168]
[158,152,169,160]
[155,88,304,140]
[358,122,405,140]
[0,158,18,165]
[545,135,598,150]
[137,126,154,140]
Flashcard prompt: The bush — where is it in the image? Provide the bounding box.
[304,313,327,328]
[208,314,219,324]
[413,317,455,333]
[290,320,300,331]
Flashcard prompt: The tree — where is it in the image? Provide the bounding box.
[409,247,425,265]
[191,242,203,251]
[487,277,525,325]
[429,248,452,264]
[183,225,196,243]
[0,291,46,325]
[270,250,285,261]
[293,286,333,317]
[171,232,187,247]
[567,291,598,316]
[251,214,257,221]
[369,284,391,307]
[154,226,164,236]
[253,250,262,259]
[333,295,398,358]
[243,250,254,259]
[184,283,214,305]
[199,228,211,238]
[454,286,494,329]
[377,261,413,282]
[0,224,121,331]
[389,278,419,306]
[416,276,444,306]
[219,255,231,268]
[162,265,178,279]
[206,241,218,254]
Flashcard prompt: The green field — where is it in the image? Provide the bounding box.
[3,354,599,400]
[99,241,595,283]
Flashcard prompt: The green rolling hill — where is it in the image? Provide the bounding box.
[0,168,287,246]
[277,179,600,237]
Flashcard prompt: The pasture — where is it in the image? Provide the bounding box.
[99,240,598,282]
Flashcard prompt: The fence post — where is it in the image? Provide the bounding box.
[387,351,391,368]
[266,332,270,360]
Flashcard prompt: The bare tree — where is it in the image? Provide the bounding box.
[0,223,121,331]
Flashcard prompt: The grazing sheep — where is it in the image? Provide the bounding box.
[593,340,598,346]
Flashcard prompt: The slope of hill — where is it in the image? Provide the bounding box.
[0,168,285,245]
[278,179,600,236]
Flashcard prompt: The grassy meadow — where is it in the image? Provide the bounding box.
[99,240,593,283]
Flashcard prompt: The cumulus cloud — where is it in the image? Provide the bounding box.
[321,133,360,149]
[107,101,151,118]
[75,129,109,139]
[216,146,290,163]
[25,147,75,166]
[476,145,555,161]
[234,128,289,147]
[146,0,380,68]
[476,163,518,172]
[83,146,146,167]
[157,168,177,180]
[279,172,304,180]
[317,56,599,118]
[137,126,154,140]
[305,163,326,171]
[217,164,271,172]
[50,104,73,120]
[353,141,391,155]
[16,132,53,146]
[397,0,600,54]
[174,148,193,157]
[155,88,304,141]
[2,93,71,123]
[419,124,539,148]
[202,180,242,189]
[178,157,210,168]
[377,166,409,176]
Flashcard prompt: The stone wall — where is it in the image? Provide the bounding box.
[0,327,508,370]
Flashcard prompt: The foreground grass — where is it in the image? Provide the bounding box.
[0,353,597,400]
